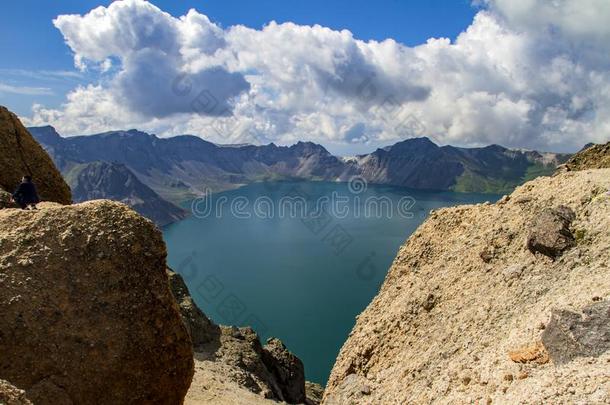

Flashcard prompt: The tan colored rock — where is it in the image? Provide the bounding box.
[305,382,324,405]
[0,106,71,205]
[0,380,32,405]
[0,200,193,404]
[508,342,549,364]
[324,169,610,404]
[186,356,282,405]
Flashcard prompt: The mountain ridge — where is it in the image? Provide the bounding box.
[65,161,188,227]
[29,126,572,206]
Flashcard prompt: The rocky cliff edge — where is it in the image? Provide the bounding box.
[324,167,610,404]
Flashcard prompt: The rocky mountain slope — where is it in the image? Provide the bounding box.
[562,141,610,171]
[324,164,610,403]
[0,108,71,205]
[29,126,354,204]
[29,127,569,204]
[355,137,570,194]
[168,269,323,405]
[65,161,187,227]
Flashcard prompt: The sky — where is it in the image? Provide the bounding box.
[1,0,609,155]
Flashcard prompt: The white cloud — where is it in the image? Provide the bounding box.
[25,0,610,152]
[0,83,53,96]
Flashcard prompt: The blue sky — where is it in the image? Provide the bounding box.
[1,0,607,153]
[0,0,476,117]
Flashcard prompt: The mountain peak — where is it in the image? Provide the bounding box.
[97,129,156,140]
[291,140,330,155]
[27,125,63,145]
[483,144,509,152]
[386,136,439,154]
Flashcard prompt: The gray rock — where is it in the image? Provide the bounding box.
[262,337,306,404]
[166,268,219,348]
[323,374,373,404]
[527,205,576,258]
[166,268,313,404]
[69,162,188,227]
[542,300,610,364]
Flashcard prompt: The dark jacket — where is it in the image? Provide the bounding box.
[13,181,40,205]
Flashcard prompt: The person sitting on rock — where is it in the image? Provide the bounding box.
[12,175,40,210]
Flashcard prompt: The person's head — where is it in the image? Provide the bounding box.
[22,175,32,183]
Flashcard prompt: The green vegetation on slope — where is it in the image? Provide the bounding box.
[451,169,519,194]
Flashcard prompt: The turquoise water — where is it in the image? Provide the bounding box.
[163,181,497,384]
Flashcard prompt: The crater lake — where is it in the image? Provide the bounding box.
[163,181,498,384]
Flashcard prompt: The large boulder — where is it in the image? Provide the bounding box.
[324,169,610,404]
[526,205,576,259]
[0,106,71,205]
[542,300,610,365]
[0,200,193,404]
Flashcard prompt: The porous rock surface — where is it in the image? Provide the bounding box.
[526,205,576,259]
[542,299,610,365]
[324,169,610,404]
[0,380,32,405]
[0,200,194,404]
[0,106,71,204]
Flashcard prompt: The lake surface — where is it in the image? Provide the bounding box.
[163,181,498,384]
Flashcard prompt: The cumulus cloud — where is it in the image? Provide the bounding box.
[25,0,610,152]
[51,0,249,120]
